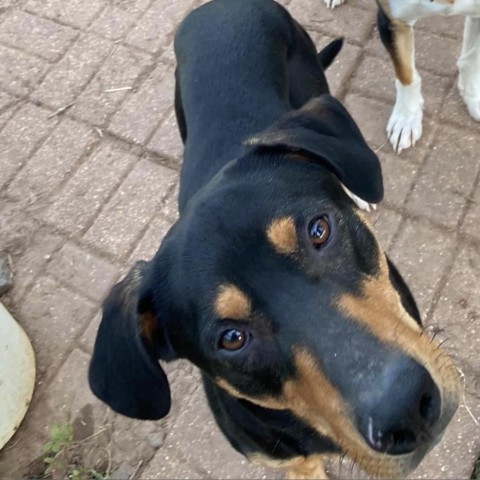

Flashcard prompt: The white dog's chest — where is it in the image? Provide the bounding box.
[389,0,480,23]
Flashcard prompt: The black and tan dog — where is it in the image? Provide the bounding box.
[89,0,461,477]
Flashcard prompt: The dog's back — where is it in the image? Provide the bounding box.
[174,0,331,209]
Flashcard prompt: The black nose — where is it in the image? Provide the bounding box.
[358,356,441,455]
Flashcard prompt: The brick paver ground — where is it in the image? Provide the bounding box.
[0,0,479,478]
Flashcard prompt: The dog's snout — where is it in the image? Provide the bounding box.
[358,356,441,455]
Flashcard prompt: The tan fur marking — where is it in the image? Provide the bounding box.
[357,211,420,332]
[346,212,461,391]
[214,284,251,320]
[139,311,156,344]
[391,20,415,85]
[285,455,327,480]
[215,378,285,410]
[121,262,146,311]
[283,352,354,444]
[267,217,298,255]
[336,263,461,403]
[376,2,414,86]
[249,454,329,480]
[119,262,156,343]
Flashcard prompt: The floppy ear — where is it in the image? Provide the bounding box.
[246,95,383,205]
[88,261,175,420]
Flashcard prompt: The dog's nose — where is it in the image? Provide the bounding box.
[358,356,441,455]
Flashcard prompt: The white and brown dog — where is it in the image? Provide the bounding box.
[325,0,480,153]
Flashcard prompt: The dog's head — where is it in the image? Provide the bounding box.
[89,95,460,477]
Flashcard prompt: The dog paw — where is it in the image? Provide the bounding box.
[458,81,480,122]
[465,96,480,121]
[323,0,345,9]
[387,106,423,154]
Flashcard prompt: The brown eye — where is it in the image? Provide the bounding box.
[220,329,247,351]
[308,216,331,248]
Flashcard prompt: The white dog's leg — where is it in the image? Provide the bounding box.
[378,18,424,154]
[457,16,480,121]
[387,69,424,153]
[323,0,345,9]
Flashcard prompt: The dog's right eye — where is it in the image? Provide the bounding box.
[219,329,248,351]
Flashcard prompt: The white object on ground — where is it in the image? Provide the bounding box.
[0,301,35,450]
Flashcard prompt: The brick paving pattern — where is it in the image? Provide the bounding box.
[0,0,478,478]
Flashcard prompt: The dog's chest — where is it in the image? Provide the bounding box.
[388,0,480,23]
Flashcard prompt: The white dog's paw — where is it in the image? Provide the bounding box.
[466,97,480,121]
[387,106,423,154]
[387,77,424,153]
[323,0,345,9]
[458,78,480,122]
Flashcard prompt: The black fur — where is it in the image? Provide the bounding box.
[317,37,344,69]
[88,262,172,420]
[173,0,382,210]
[377,3,395,59]
[89,0,441,471]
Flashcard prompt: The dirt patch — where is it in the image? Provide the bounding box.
[26,408,113,480]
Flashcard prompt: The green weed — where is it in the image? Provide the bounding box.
[41,422,109,480]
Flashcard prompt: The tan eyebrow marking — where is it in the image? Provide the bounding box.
[267,216,298,255]
[214,283,251,319]
[139,311,156,344]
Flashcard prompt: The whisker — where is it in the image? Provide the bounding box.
[349,457,356,478]
[436,337,449,349]
[372,213,383,227]
[420,427,434,443]
[393,311,405,340]
[271,437,281,454]
[428,326,447,343]
[457,368,480,427]
[339,451,349,477]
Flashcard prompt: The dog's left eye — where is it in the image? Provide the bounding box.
[219,329,248,351]
[308,215,331,248]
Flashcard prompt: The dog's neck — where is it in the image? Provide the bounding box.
[174,0,330,211]
[178,100,289,212]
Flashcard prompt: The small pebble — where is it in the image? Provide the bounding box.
[0,254,13,295]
